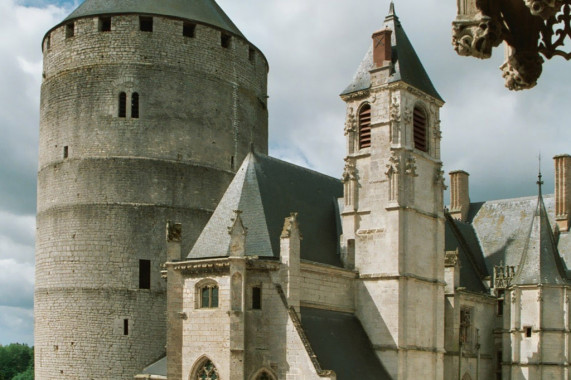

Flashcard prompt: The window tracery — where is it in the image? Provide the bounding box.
[194,359,219,380]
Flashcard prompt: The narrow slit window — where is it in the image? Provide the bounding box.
[66,23,75,38]
[45,34,51,50]
[183,22,196,38]
[221,33,231,48]
[63,146,69,159]
[231,156,235,170]
[118,92,127,117]
[252,286,262,310]
[359,104,372,149]
[139,259,150,289]
[123,319,129,336]
[413,106,428,152]
[99,16,111,32]
[131,92,139,119]
[249,47,255,62]
[140,16,153,32]
[525,326,532,337]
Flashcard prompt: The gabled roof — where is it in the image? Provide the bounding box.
[341,3,443,102]
[188,152,343,267]
[513,180,569,285]
[300,307,391,380]
[62,0,244,37]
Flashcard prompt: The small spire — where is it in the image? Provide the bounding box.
[537,153,544,196]
[385,1,398,21]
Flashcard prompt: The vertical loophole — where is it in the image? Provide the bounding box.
[118,92,126,117]
[131,92,139,119]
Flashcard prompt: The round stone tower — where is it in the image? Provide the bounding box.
[35,0,268,378]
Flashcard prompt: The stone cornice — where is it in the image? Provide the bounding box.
[300,261,357,279]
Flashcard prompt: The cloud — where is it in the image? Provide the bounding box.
[0,306,34,345]
[0,259,34,309]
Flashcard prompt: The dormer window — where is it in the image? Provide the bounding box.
[413,106,428,152]
[359,104,372,149]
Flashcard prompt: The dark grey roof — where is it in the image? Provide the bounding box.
[188,152,344,267]
[341,3,443,102]
[63,0,244,37]
[445,215,488,293]
[139,356,166,377]
[300,307,391,380]
[513,187,569,285]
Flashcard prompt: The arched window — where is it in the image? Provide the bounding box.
[131,92,139,119]
[413,106,428,152]
[196,280,219,309]
[251,369,277,380]
[118,92,127,117]
[191,358,219,380]
[358,104,371,149]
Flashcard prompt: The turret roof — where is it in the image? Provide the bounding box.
[513,176,569,285]
[341,3,443,102]
[62,0,244,37]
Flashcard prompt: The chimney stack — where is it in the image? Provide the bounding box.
[449,170,470,221]
[372,29,392,68]
[554,154,571,231]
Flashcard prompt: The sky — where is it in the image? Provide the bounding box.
[1,0,570,345]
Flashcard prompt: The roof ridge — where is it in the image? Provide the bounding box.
[255,152,342,183]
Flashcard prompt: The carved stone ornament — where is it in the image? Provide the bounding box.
[452,13,503,58]
[386,152,401,175]
[501,49,544,91]
[402,107,413,126]
[434,166,447,189]
[404,155,418,177]
[390,98,401,122]
[453,0,571,90]
[342,159,357,182]
[345,108,357,136]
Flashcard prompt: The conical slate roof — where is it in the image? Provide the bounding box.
[188,152,343,267]
[514,177,569,285]
[63,0,244,37]
[341,3,443,102]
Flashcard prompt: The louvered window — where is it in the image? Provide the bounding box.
[359,104,372,149]
[413,106,428,152]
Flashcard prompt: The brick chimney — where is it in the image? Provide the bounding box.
[449,170,470,221]
[372,29,392,68]
[554,154,571,231]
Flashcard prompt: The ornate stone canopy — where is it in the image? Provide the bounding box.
[453,0,571,90]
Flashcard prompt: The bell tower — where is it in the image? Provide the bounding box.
[340,4,446,379]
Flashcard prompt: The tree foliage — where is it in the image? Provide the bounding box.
[0,344,33,380]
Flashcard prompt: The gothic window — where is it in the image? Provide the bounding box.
[193,359,219,380]
[131,92,139,118]
[99,16,111,32]
[118,92,127,117]
[197,281,219,309]
[66,22,74,38]
[413,106,428,152]
[183,22,196,38]
[140,16,153,32]
[358,104,371,149]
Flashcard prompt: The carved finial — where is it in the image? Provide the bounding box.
[166,221,182,242]
[388,1,396,17]
[537,153,544,195]
[228,210,247,236]
[281,212,302,240]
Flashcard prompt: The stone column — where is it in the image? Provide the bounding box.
[554,154,571,231]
